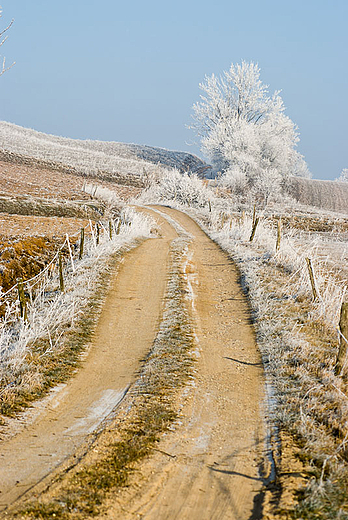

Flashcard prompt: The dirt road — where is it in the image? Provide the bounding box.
[105,206,267,520]
[0,207,266,519]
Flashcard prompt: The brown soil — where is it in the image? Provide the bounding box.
[0,159,141,202]
[0,207,269,519]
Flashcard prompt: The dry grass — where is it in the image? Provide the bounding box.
[0,194,104,220]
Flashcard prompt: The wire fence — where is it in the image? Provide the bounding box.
[0,210,144,378]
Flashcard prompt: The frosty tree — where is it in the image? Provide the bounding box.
[0,7,14,76]
[336,168,348,182]
[191,61,310,202]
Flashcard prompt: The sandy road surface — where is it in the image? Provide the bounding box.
[0,207,266,519]
[0,215,177,511]
[105,207,267,520]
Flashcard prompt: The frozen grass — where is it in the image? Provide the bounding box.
[82,182,124,212]
[140,171,348,518]
[0,208,155,418]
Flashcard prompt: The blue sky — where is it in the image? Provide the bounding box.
[0,0,347,180]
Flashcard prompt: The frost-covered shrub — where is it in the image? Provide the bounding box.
[336,168,348,182]
[139,168,215,208]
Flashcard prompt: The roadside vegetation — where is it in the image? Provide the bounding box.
[0,208,154,422]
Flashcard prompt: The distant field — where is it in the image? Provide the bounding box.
[0,121,208,181]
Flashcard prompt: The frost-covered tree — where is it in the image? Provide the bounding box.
[336,168,348,182]
[191,61,310,201]
[0,7,14,76]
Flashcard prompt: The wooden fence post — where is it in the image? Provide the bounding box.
[89,219,95,247]
[79,228,85,260]
[17,278,27,321]
[252,204,256,227]
[96,223,100,246]
[109,220,113,240]
[249,217,260,242]
[66,234,75,272]
[335,302,348,376]
[58,251,64,292]
[116,219,121,235]
[276,218,282,252]
[305,257,318,301]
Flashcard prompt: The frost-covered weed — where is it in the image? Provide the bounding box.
[138,168,216,209]
[83,182,124,209]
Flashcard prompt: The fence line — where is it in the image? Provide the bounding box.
[0,217,123,313]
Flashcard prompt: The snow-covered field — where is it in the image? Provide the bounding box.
[0,121,208,182]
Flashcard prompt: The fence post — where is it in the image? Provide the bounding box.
[305,257,318,301]
[276,218,282,252]
[335,302,348,376]
[17,278,28,321]
[109,220,113,240]
[249,217,260,242]
[58,251,64,292]
[116,219,121,235]
[66,234,75,272]
[96,223,100,246]
[79,228,85,260]
[252,204,256,227]
[89,219,96,247]
[208,200,211,213]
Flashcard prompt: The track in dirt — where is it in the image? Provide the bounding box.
[0,207,267,520]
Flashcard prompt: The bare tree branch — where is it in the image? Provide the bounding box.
[0,8,15,76]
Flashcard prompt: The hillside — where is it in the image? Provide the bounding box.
[0,121,209,181]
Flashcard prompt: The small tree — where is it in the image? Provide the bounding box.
[191,61,310,202]
[336,168,348,182]
[0,7,14,76]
